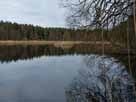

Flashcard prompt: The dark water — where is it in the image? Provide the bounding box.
[0,45,136,102]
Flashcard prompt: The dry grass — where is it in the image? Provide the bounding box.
[0,40,111,46]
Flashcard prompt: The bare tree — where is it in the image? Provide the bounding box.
[62,0,133,29]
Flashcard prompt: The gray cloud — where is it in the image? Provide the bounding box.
[0,0,66,27]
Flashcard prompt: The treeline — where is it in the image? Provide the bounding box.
[0,21,108,41]
[0,20,135,49]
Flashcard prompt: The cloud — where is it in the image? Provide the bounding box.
[0,0,66,27]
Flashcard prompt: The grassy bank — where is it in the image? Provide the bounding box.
[0,40,135,55]
[0,40,111,45]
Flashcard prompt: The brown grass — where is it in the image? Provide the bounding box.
[0,40,111,46]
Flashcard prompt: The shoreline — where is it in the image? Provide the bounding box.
[0,40,111,45]
[0,40,135,55]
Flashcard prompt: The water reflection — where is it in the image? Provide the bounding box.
[0,44,114,63]
[0,56,83,102]
[0,45,136,102]
[0,45,136,79]
[65,55,136,102]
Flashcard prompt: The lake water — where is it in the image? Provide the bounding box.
[0,45,135,102]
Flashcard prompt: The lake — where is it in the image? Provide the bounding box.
[0,45,135,102]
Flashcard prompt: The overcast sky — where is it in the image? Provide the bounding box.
[0,0,66,27]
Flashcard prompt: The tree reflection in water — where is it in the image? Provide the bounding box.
[65,55,136,102]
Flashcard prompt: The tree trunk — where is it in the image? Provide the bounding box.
[128,15,136,49]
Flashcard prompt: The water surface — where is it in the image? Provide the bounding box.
[0,45,135,102]
[0,55,86,102]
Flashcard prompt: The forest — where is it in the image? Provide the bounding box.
[0,17,135,49]
[0,21,106,41]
